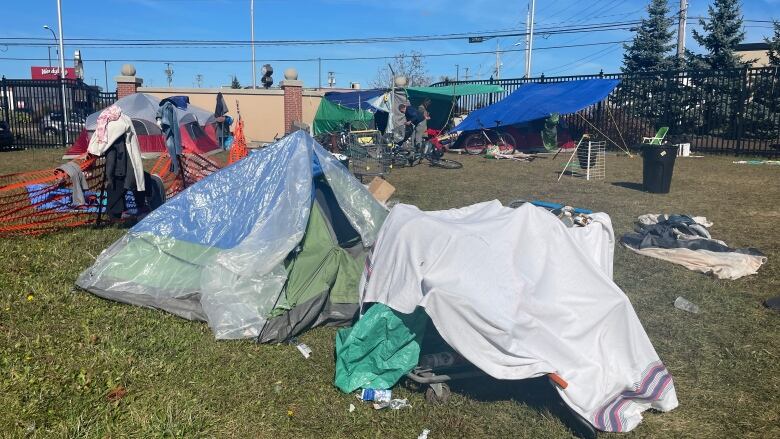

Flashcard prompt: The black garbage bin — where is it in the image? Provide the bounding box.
[641,144,677,193]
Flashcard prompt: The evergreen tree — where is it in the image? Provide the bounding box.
[744,22,780,140]
[618,0,680,138]
[766,21,780,66]
[689,0,746,69]
[230,75,241,89]
[622,0,676,73]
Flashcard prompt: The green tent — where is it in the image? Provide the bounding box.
[76,132,387,341]
[406,84,504,130]
[313,98,374,135]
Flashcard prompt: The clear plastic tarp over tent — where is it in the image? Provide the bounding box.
[77,131,387,340]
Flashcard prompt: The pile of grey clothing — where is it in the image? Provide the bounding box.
[621,214,766,280]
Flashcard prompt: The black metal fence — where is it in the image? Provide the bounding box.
[432,67,780,156]
[0,77,116,150]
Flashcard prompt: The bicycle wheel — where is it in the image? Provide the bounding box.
[430,157,463,169]
[496,132,516,154]
[464,132,488,155]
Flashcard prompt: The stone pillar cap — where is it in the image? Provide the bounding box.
[280,79,303,87]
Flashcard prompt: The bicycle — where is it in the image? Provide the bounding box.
[462,127,516,156]
[388,129,462,170]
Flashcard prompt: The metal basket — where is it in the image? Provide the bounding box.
[343,130,390,181]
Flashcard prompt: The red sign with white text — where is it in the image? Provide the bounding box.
[31,66,76,80]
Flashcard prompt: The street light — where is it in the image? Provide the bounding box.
[50,1,69,144]
[43,25,57,67]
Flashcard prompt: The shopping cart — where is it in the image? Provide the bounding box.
[404,327,598,439]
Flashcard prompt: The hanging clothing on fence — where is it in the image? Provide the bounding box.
[87,114,144,191]
[55,161,89,206]
[104,134,149,219]
[95,105,123,146]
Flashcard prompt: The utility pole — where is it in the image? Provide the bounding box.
[195,74,203,88]
[327,71,335,88]
[164,63,174,87]
[464,67,471,81]
[677,0,688,59]
[250,0,257,89]
[524,0,536,78]
[495,41,501,79]
[524,6,530,78]
[455,64,459,82]
[318,57,322,89]
[104,60,108,91]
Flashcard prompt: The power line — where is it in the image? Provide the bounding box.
[0,20,641,48]
[545,45,623,75]
[0,40,630,64]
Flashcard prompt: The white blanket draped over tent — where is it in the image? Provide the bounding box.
[360,201,678,432]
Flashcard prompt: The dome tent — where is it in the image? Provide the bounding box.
[76,131,387,340]
[64,93,220,159]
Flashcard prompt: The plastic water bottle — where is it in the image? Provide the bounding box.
[674,296,700,314]
[359,388,392,403]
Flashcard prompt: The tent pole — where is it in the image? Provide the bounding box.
[558,136,582,182]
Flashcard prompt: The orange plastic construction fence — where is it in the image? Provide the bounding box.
[150,152,222,199]
[228,118,249,165]
[0,152,223,238]
[0,156,106,237]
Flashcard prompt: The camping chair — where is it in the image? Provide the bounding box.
[642,127,669,145]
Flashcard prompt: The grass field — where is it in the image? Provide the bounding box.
[0,148,778,438]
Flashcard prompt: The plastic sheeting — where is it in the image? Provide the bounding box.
[324,89,386,111]
[77,131,387,339]
[312,99,374,135]
[451,79,620,132]
[334,303,428,393]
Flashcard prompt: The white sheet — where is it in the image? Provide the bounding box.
[361,201,677,432]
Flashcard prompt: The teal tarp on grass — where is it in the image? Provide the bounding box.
[334,303,428,393]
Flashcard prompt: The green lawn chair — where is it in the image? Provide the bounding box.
[642,127,669,145]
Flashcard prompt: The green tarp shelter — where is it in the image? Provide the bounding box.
[313,98,374,135]
[406,84,504,130]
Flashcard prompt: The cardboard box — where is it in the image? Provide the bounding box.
[367,177,395,204]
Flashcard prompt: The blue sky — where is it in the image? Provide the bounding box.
[0,0,778,90]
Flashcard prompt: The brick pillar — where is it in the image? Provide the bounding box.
[280,67,303,134]
[115,64,143,99]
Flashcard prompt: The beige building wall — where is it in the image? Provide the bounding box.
[737,50,771,67]
[138,87,323,143]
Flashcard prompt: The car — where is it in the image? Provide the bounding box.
[0,121,14,150]
[39,111,84,137]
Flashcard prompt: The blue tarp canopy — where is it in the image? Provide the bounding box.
[451,79,621,132]
[324,89,387,111]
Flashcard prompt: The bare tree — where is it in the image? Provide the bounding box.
[372,51,432,88]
